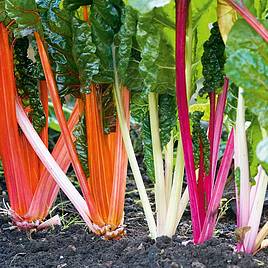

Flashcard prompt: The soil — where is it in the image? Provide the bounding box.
[1,168,268,268]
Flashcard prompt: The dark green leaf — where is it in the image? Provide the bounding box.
[141,114,155,181]
[37,0,80,97]
[191,111,210,174]
[72,16,100,93]
[73,116,90,177]
[5,0,41,34]
[63,0,92,11]
[116,6,138,81]
[14,37,46,133]
[199,22,225,96]
[159,94,177,148]
[90,0,121,83]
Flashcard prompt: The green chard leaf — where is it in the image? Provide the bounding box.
[225,19,268,130]
[0,0,6,22]
[256,138,268,173]
[136,11,175,94]
[125,0,172,14]
[63,0,92,11]
[5,0,42,35]
[199,22,225,97]
[247,116,263,178]
[141,114,155,181]
[131,91,154,181]
[14,37,46,133]
[225,83,238,126]
[37,0,80,97]
[191,111,210,174]
[71,16,100,93]
[90,0,122,84]
[129,6,177,181]
[73,116,90,177]
[159,94,177,147]
[115,5,138,82]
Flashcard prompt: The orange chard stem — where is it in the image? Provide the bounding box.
[83,6,89,22]
[0,23,32,215]
[85,86,113,225]
[34,31,102,223]
[108,87,130,227]
[38,80,49,175]
[20,135,40,195]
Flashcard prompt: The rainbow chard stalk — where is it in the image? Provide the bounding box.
[176,0,201,243]
[2,0,134,238]
[225,0,268,42]
[223,4,268,252]
[176,1,234,243]
[0,22,78,229]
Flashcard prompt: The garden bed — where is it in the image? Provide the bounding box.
[1,177,268,268]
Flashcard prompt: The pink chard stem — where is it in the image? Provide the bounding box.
[198,129,234,243]
[211,78,229,184]
[176,0,202,242]
[204,92,216,204]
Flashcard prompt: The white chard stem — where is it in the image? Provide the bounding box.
[112,46,157,238]
[235,87,250,227]
[164,135,174,206]
[164,138,186,236]
[148,92,167,236]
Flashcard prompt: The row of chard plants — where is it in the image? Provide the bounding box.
[0,0,267,254]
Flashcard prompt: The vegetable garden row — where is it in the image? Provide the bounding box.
[0,0,268,260]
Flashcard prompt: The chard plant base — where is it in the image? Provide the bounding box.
[0,177,268,268]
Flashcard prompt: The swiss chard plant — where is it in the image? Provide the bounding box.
[222,1,268,253]
[0,0,268,253]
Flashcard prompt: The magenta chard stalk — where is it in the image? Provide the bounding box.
[176,0,202,242]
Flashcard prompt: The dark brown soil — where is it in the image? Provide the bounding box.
[1,172,268,267]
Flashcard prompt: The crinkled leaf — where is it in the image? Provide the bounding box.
[72,16,99,93]
[136,11,175,94]
[123,50,143,91]
[131,91,154,180]
[14,37,46,133]
[225,83,238,126]
[102,85,117,134]
[5,0,42,34]
[131,90,148,123]
[141,114,155,181]
[159,94,177,147]
[191,0,217,83]
[37,0,80,97]
[199,22,225,96]
[191,111,210,174]
[136,13,161,92]
[73,116,90,177]
[115,6,138,81]
[90,0,121,83]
